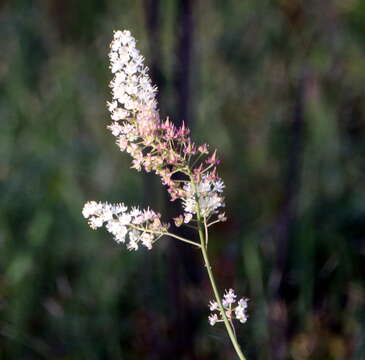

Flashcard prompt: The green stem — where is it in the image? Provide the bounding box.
[129,224,201,248]
[197,223,246,360]
[166,232,201,248]
[188,175,246,360]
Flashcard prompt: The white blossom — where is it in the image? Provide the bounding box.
[82,201,101,219]
[223,289,237,307]
[208,313,219,326]
[111,108,130,121]
[209,300,219,311]
[130,206,142,217]
[107,29,158,130]
[127,239,139,251]
[140,232,153,250]
[107,100,118,112]
[213,179,225,193]
[207,289,248,326]
[235,298,248,324]
[119,213,132,225]
[88,216,103,229]
[182,176,225,220]
[82,201,168,250]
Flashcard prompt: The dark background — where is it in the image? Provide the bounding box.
[1,0,365,359]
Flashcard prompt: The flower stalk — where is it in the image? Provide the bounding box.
[82,30,249,359]
[199,233,246,360]
[192,177,247,360]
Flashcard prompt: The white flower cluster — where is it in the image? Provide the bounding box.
[208,289,248,326]
[108,30,158,124]
[82,201,168,251]
[182,176,225,220]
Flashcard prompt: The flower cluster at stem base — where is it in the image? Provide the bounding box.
[208,289,249,326]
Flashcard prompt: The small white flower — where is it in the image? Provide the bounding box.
[218,213,227,222]
[213,179,225,193]
[108,51,118,63]
[222,289,237,307]
[132,215,144,225]
[111,108,130,121]
[118,47,130,63]
[114,226,128,243]
[101,208,113,222]
[234,298,248,324]
[209,300,219,311]
[88,216,103,229]
[82,201,99,218]
[142,209,155,221]
[107,100,118,112]
[119,213,132,225]
[108,122,122,136]
[112,72,126,87]
[197,180,211,193]
[140,232,153,250]
[119,30,133,45]
[208,313,219,326]
[182,197,195,214]
[111,59,124,73]
[83,201,167,250]
[124,97,138,110]
[108,30,158,125]
[106,220,125,236]
[127,239,139,251]
[181,175,225,219]
[117,136,128,151]
[113,203,127,213]
[130,206,142,217]
[111,38,121,52]
[237,298,248,310]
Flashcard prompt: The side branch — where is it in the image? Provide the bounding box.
[129,224,201,248]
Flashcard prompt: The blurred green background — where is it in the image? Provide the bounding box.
[1,0,365,359]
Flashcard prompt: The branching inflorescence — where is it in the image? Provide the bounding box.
[82,30,248,359]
